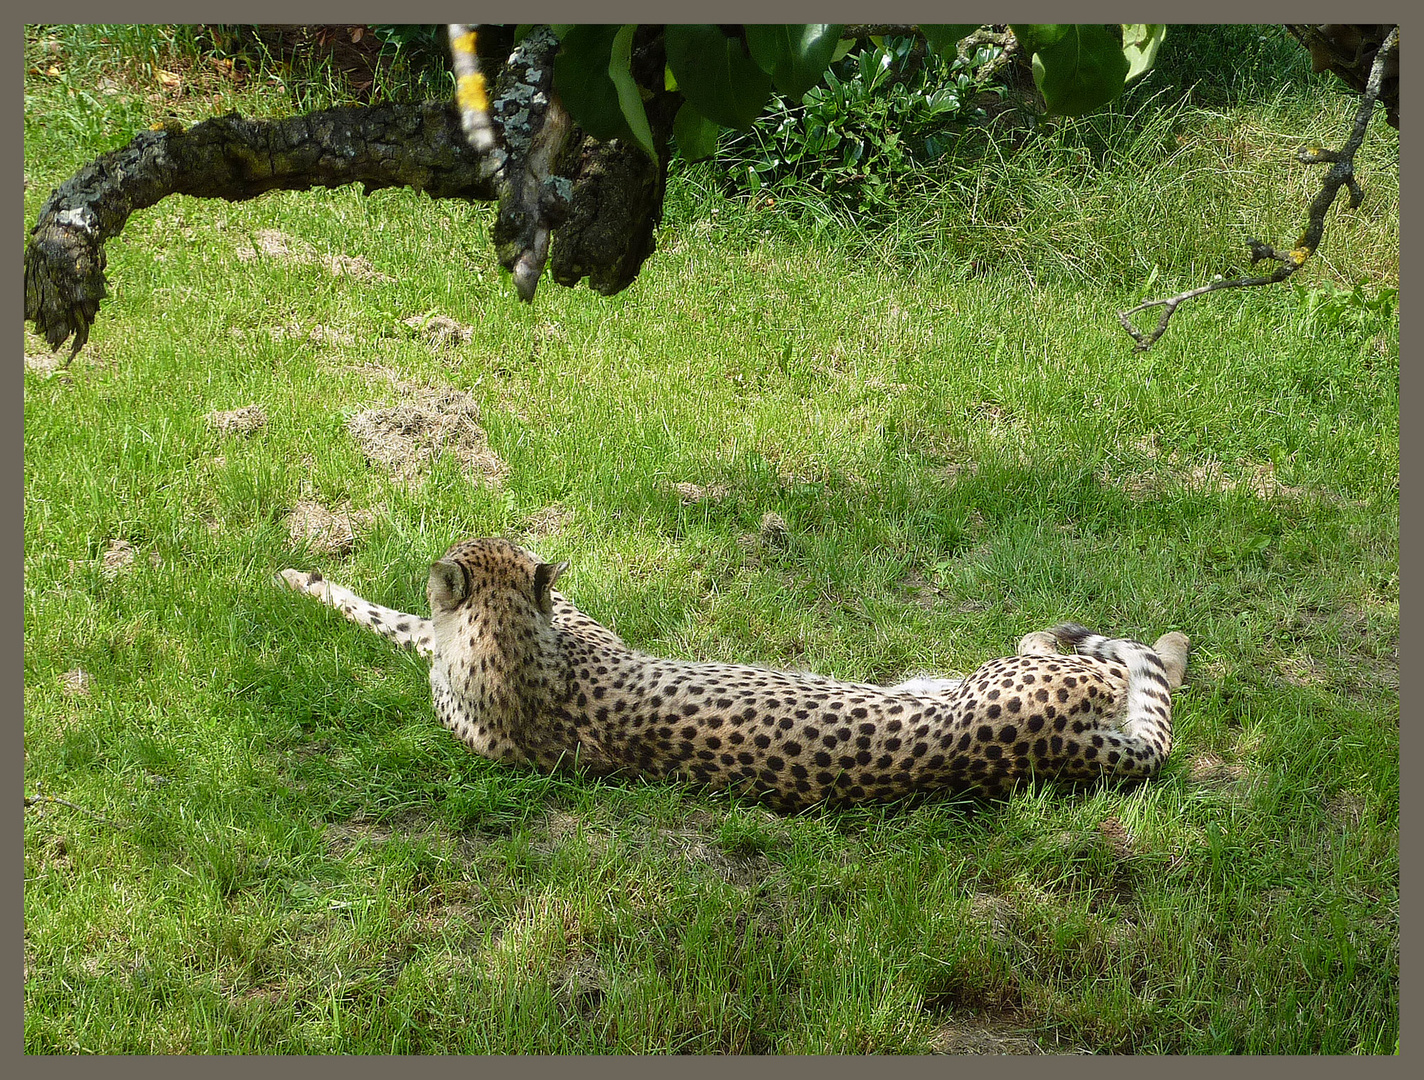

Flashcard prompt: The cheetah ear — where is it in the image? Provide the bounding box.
[532,560,569,617]
[428,559,467,613]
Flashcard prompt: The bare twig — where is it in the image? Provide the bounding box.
[24,790,118,829]
[1117,26,1396,352]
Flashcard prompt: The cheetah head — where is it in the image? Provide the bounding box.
[428,537,569,621]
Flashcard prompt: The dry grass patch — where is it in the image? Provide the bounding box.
[100,538,139,576]
[929,1015,1050,1055]
[1187,752,1253,787]
[520,504,576,541]
[204,404,267,437]
[672,481,730,504]
[234,227,391,282]
[58,668,93,696]
[347,386,507,487]
[401,313,476,351]
[97,538,160,577]
[284,499,377,556]
[967,892,1020,943]
[1109,434,1318,501]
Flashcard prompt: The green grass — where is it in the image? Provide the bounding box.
[24,26,1397,1054]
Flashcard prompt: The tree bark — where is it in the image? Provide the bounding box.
[25,90,673,355]
[1285,24,1398,129]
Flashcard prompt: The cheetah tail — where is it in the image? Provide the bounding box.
[1051,623,1184,772]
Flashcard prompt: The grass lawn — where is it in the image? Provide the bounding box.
[23,25,1398,1053]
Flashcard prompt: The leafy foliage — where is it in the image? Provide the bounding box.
[709,36,1005,216]
[1016,24,1132,116]
[552,24,1167,164]
[744,25,844,99]
[552,26,635,143]
[664,24,773,132]
[1293,281,1399,338]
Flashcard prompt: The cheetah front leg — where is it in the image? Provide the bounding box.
[277,569,435,659]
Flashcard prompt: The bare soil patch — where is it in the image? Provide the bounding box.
[347,385,507,487]
[1096,815,1136,861]
[234,228,391,282]
[284,499,378,556]
[1325,790,1367,831]
[205,405,267,437]
[24,348,67,378]
[897,569,941,611]
[402,313,476,351]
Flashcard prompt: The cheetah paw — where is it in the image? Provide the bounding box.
[1152,631,1190,690]
[276,568,325,596]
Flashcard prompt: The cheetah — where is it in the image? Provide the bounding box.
[278,537,1188,812]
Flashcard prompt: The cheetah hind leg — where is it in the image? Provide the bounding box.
[276,568,435,659]
[1053,623,1187,772]
[1017,630,1062,656]
[890,627,1064,696]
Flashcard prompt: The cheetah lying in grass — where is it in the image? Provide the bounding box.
[278,537,1188,812]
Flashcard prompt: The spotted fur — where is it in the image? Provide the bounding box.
[278,538,1189,811]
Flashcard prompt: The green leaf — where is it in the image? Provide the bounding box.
[665,25,772,132]
[921,25,981,58]
[554,24,628,142]
[1014,24,1131,116]
[1012,24,1069,53]
[1122,23,1166,83]
[673,101,720,161]
[745,24,843,99]
[609,24,657,162]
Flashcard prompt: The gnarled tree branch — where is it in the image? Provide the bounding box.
[24,102,496,357]
[1118,26,1397,352]
[25,28,679,357]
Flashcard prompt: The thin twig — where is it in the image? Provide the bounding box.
[1117,26,1397,352]
[24,791,118,829]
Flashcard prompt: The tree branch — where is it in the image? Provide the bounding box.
[1118,26,1397,352]
[25,28,679,356]
[25,102,495,357]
